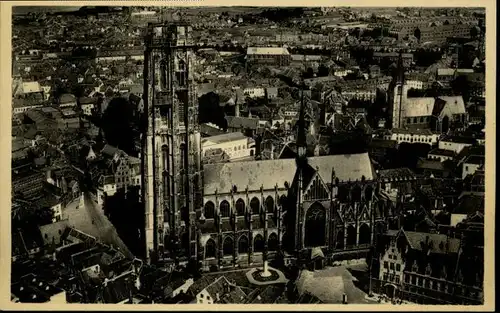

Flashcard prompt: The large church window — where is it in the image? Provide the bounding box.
[365,186,374,202]
[336,230,344,249]
[338,185,349,202]
[250,197,260,215]
[309,177,329,200]
[205,239,216,258]
[223,236,234,256]
[238,235,249,254]
[265,196,274,213]
[181,232,189,252]
[352,186,362,202]
[219,200,230,218]
[180,207,189,223]
[268,233,278,251]
[359,223,371,245]
[204,201,215,219]
[346,225,357,247]
[235,198,245,216]
[254,234,265,252]
[304,202,326,247]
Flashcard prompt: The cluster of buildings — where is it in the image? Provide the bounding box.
[11,6,486,305]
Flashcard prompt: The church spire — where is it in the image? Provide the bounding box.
[395,50,405,84]
[296,82,308,158]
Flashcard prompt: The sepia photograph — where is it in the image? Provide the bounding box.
[2,2,494,309]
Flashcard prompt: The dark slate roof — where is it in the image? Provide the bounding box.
[452,195,484,215]
[102,272,135,303]
[417,158,445,171]
[400,231,461,254]
[378,168,416,180]
[39,220,70,246]
[225,116,260,130]
[369,138,398,149]
[440,135,477,145]
[464,155,485,165]
[189,276,214,295]
[249,285,285,304]
[429,148,456,157]
[101,144,120,157]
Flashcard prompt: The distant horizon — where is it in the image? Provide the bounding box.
[12,6,83,15]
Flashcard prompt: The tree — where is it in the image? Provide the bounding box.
[451,75,472,102]
[198,92,227,130]
[101,97,139,155]
[317,64,329,77]
[302,67,314,79]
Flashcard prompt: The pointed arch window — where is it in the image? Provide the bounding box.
[265,196,274,213]
[204,201,215,219]
[235,198,245,216]
[205,239,216,258]
[250,197,260,215]
[304,202,327,247]
[268,233,278,251]
[223,236,234,256]
[359,223,371,245]
[346,225,357,247]
[219,200,230,218]
[238,236,249,254]
[253,234,265,253]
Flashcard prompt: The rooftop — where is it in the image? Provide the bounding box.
[202,132,248,145]
[441,135,477,145]
[392,128,435,135]
[378,168,416,180]
[203,153,374,194]
[464,155,485,165]
[453,194,484,215]
[246,47,290,56]
[401,230,461,254]
[428,148,456,157]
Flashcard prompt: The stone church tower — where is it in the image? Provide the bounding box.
[142,23,202,262]
[388,52,409,129]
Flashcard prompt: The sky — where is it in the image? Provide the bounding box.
[12,6,83,15]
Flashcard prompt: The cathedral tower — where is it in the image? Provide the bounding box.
[293,84,309,252]
[142,23,202,262]
[389,51,408,129]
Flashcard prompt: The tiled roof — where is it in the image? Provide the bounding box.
[59,93,76,104]
[39,220,70,246]
[401,231,461,254]
[378,168,416,180]
[247,47,289,56]
[441,135,477,145]
[202,132,248,145]
[203,153,374,194]
[226,116,260,130]
[453,194,484,215]
[189,276,213,295]
[464,155,485,165]
[102,272,135,303]
[404,97,436,117]
[429,148,456,157]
